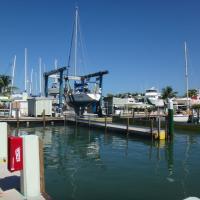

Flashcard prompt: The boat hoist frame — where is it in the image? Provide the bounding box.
[64,70,109,116]
[44,66,67,109]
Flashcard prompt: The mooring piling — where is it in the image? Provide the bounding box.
[168,99,174,139]
[126,117,129,134]
[42,109,46,128]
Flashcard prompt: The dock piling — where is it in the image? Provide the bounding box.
[165,116,168,139]
[157,116,161,138]
[16,108,19,128]
[42,109,46,128]
[75,114,78,126]
[39,139,45,194]
[0,122,8,163]
[26,121,29,127]
[132,108,135,118]
[64,114,67,126]
[105,115,107,130]
[88,115,91,128]
[157,107,161,139]
[126,117,129,134]
[21,135,41,198]
[168,99,174,139]
[150,118,153,139]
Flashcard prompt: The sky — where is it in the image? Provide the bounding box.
[0,0,200,96]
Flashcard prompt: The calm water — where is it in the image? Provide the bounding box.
[12,125,200,200]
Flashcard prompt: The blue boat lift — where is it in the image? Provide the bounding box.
[44,67,67,109]
[44,67,108,115]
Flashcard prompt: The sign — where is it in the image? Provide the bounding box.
[8,136,23,172]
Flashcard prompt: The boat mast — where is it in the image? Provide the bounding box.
[11,55,16,94]
[74,7,78,77]
[30,68,33,95]
[25,48,27,92]
[54,59,58,83]
[35,71,38,95]
[39,57,42,96]
[184,41,189,111]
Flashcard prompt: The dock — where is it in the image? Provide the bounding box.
[0,122,51,200]
[0,162,46,200]
[0,115,166,139]
[67,116,166,139]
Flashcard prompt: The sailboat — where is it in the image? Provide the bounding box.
[64,7,106,115]
[173,42,190,123]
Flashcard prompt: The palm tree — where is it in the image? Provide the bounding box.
[161,86,177,99]
[187,89,198,98]
[0,75,12,95]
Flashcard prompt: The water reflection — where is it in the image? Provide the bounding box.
[11,126,200,200]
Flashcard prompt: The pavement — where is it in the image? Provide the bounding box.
[0,162,20,191]
[0,162,46,200]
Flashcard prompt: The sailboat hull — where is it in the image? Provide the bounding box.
[65,93,101,107]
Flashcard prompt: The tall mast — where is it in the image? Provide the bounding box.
[54,58,58,70]
[11,55,16,94]
[30,68,33,95]
[25,48,27,92]
[74,7,78,77]
[184,41,189,111]
[39,57,42,96]
[35,71,38,95]
[54,59,58,83]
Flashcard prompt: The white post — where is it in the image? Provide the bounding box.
[20,135,41,198]
[0,122,8,162]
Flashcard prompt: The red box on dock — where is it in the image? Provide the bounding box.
[8,136,23,172]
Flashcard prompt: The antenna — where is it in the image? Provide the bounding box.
[25,48,27,92]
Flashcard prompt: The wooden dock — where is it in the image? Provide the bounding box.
[64,116,165,139]
[0,117,64,127]
[0,115,166,139]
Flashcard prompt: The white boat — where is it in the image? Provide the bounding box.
[66,92,101,107]
[173,114,189,122]
[145,87,164,107]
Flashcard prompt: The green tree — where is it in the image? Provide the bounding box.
[187,89,198,98]
[0,75,13,95]
[161,86,177,99]
[106,93,114,97]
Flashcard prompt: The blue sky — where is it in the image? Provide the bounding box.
[0,0,200,96]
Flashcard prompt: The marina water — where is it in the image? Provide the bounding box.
[12,125,200,200]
